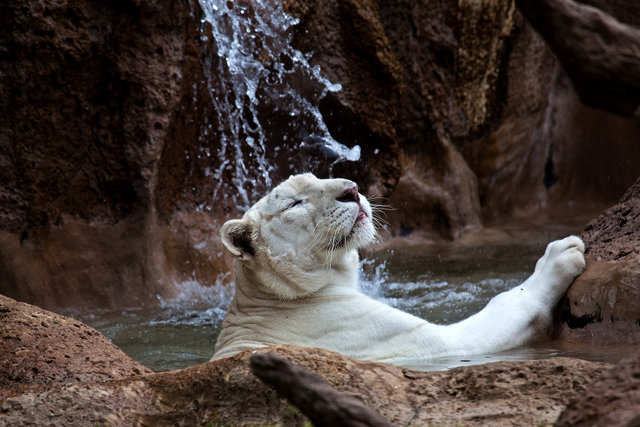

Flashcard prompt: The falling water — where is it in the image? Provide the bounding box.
[197,0,360,210]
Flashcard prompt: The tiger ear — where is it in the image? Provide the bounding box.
[220,219,254,260]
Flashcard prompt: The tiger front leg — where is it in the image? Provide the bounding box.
[523,235,586,308]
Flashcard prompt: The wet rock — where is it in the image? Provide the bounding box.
[0,345,612,426]
[0,294,151,399]
[556,177,640,344]
[0,0,403,311]
[557,257,640,345]
[556,351,640,426]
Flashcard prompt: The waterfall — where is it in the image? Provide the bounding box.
[197,0,360,211]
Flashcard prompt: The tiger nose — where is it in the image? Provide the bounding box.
[336,185,359,204]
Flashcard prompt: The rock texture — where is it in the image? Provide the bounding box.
[0,344,612,427]
[1,0,639,310]
[283,0,403,199]
[580,177,640,263]
[0,0,208,310]
[516,0,640,118]
[464,0,640,222]
[0,294,151,399]
[557,351,640,427]
[556,177,640,345]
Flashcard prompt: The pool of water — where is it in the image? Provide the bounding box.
[74,224,631,372]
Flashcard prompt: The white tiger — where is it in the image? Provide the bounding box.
[212,173,585,368]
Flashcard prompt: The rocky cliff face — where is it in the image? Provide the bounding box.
[1,0,639,310]
[0,0,207,309]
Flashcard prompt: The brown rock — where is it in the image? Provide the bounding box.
[386,149,481,240]
[555,178,640,344]
[515,0,640,117]
[461,2,640,222]
[378,0,486,238]
[581,177,640,263]
[556,256,640,345]
[0,0,212,310]
[556,352,640,426]
[0,345,612,426]
[504,0,640,218]
[0,294,151,398]
[378,0,639,234]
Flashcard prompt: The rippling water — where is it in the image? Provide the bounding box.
[77,280,234,371]
[75,229,631,372]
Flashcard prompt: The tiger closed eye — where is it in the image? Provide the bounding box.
[285,200,302,210]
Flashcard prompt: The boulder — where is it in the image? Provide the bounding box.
[0,294,151,399]
[0,344,612,426]
[556,177,640,344]
[557,351,640,426]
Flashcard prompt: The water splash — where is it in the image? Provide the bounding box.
[153,278,235,327]
[359,258,521,325]
[198,0,360,210]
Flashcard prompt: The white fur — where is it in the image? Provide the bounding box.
[212,173,586,368]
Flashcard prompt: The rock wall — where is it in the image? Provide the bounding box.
[288,0,640,237]
[0,0,207,310]
[1,0,639,310]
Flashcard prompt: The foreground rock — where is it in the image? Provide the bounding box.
[0,294,151,399]
[556,177,640,344]
[250,353,393,427]
[557,351,640,426]
[0,344,611,426]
